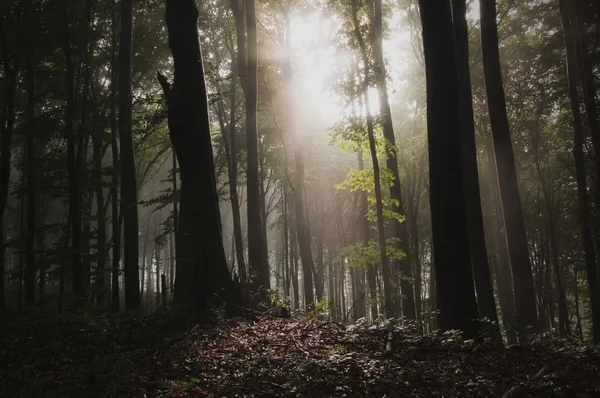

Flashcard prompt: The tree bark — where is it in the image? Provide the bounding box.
[479,0,538,332]
[351,0,392,318]
[0,6,19,311]
[282,6,315,309]
[452,0,500,340]
[24,0,36,305]
[418,0,481,338]
[110,0,121,312]
[560,0,600,344]
[119,0,141,311]
[373,0,415,320]
[164,0,240,311]
[245,0,270,291]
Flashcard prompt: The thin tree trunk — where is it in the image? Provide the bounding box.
[94,131,107,305]
[24,0,36,305]
[245,0,269,292]
[119,0,140,311]
[282,6,315,309]
[358,152,378,320]
[351,0,392,318]
[480,0,538,332]
[373,0,415,320]
[110,0,121,312]
[559,0,600,343]
[0,9,20,312]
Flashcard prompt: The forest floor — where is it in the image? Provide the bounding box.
[0,309,599,397]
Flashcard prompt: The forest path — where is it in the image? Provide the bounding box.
[0,311,598,397]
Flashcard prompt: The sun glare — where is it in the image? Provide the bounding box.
[288,9,414,133]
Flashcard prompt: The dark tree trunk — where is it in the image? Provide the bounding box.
[161,274,167,307]
[560,0,600,344]
[93,132,107,305]
[418,0,481,338]
[155,242,161,307]
[244,0,269,292]
[373,0,415,320]
[0,7,19,311]
[227,64,246,283]
[119,0,140,311]
[110,0,121,312]
[24,0,36,305]
[452,0,500,340]
[215,74,246,282]
[479,0,538,331]
[164,0,239,311]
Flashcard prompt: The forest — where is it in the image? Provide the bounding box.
[0,0,599,396]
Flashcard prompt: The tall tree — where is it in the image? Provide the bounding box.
[480,0,539,332]
[282,3,315,309]
[0,1,20,311]
[23,0,36,305]
[245,0,270,291]
[351,0,392,317]
[452,0,500,339]
[559,0,600,344]
[164,0,240,310]
[119,0,141,311]
[110,0,120,312]
[418,0,481,338]
[372,0,415,320]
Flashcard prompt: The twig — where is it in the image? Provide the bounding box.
[502,363,554,398]
[342,294,366,324]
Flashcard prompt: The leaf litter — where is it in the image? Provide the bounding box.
[0,310,598,397]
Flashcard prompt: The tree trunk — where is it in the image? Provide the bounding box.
[452,0,500,340]
[351,0,392,318]
[479,0,538,331]
[359,152,378,320]
[282,6,315,309]
[373,0,415,320]
[215,75,246,282]
[155,242,161,307]
[110,0,120,312]
[94,132,107,305]
[164,0,239,311]
[227,64,246,283]
[0,9,19,311]
[244,0,269,292]
[560,0,600,344]
[418,0,481,338]
[119,0,141,311]
[24,0,36,306]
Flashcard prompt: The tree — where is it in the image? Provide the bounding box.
[163,0,240,310]
[452,0,500,339]
[119,0,141,311]
[372,0,415,320]
[480,0,539,332]
[110,0,120,312]
[351,0,393,318]
[418,0,481,338]
[282,3,316,309]
[23,0,36,306]
[559,0,600,344]
[245,0,270,291]
[0,0,20,311]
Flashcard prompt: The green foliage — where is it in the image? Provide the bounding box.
[334,238,406,271]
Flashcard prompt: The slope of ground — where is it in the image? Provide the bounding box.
[0,310,598,397]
